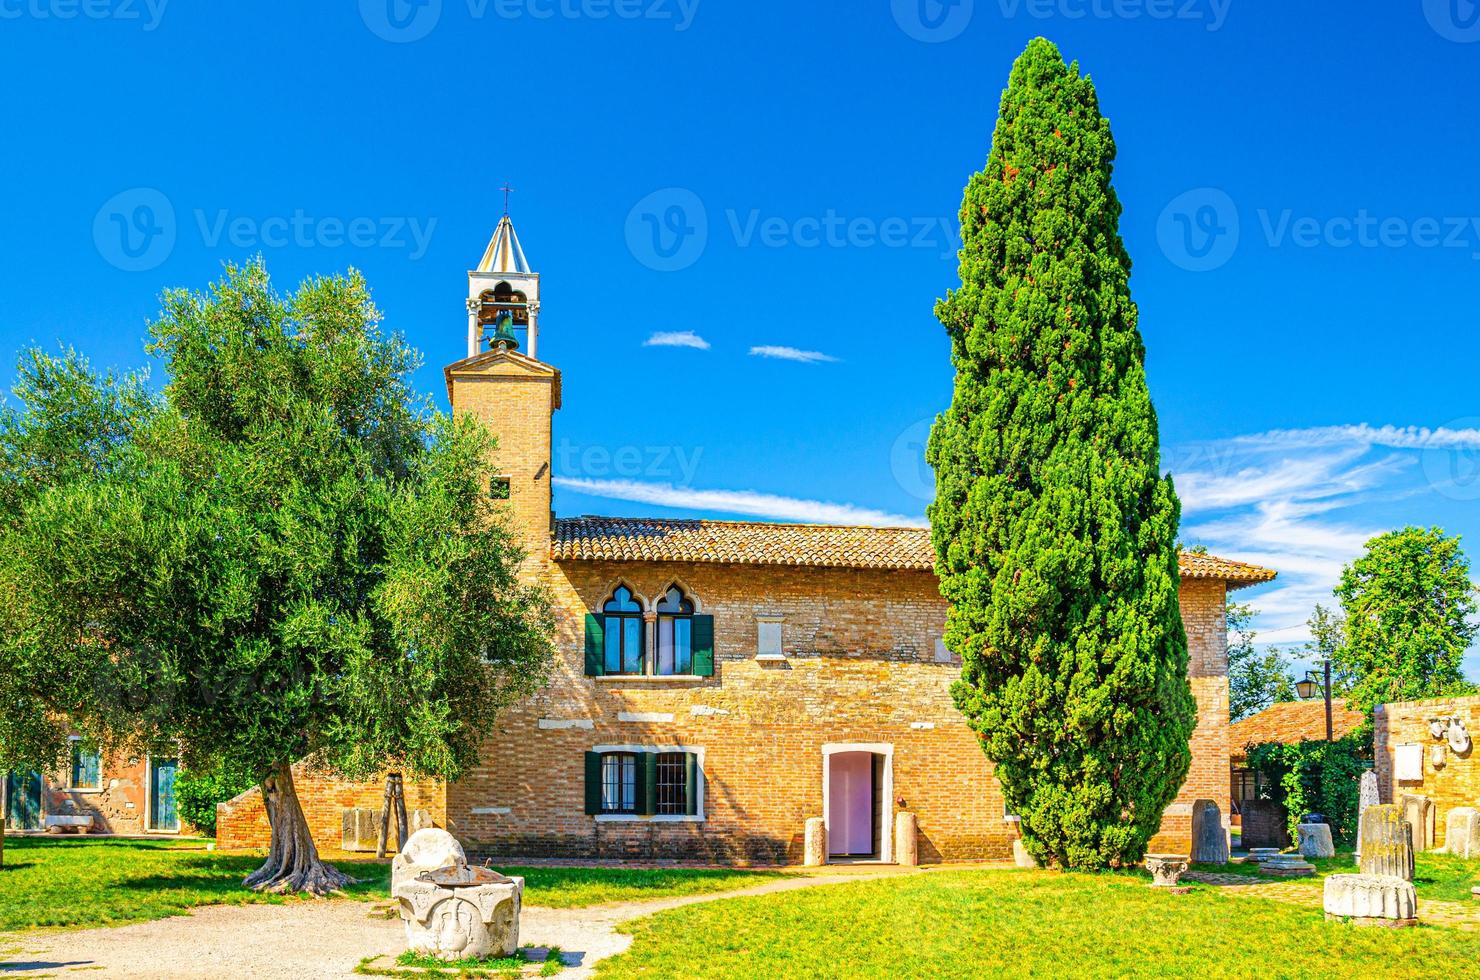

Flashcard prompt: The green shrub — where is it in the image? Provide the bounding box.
[1246,731,1371,846]
[174,763,257,837]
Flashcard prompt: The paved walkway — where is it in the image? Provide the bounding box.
[0,870,906,979]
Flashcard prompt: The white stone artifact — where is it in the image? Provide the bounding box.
[1297,822,1336,860]
[1012,839,1041,870]
[1246,848,1281,863]
[1358,805,1415,881]
[1323,873,1417,927]
[894,812,919,867]
[1394,743,1424,783]
[1355,770,1380,864]
[804,817,827,867]
[1449,718,1472,755]
[395,865,524,961]
[392,828,468,893]
[1401,794,1437,851]
[1144,854,1190,887]
[1444,807,1480,858]
[1189,799,1228,864]
[1261,853,1317,877]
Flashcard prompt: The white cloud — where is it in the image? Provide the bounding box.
[1170,422,1479,649]
[749,345,839,364]
[553,477,925,528]
[643,331,710,350]
[1230,423,1480,452]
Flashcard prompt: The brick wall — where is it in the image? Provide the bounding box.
[1148,579,1230,855]
[440,559,1229,864]
[10,747,194,836]
[1374,694,1480,850]
[216,760,446,851]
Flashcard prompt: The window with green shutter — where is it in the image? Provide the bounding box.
[691,615,715,676]
[583,614,605,676]
[585,750,703,818]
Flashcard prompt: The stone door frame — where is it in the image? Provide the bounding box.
[821,743,894,864]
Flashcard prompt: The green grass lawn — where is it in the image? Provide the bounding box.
[0,837,779,932]
[601,867,1480,979]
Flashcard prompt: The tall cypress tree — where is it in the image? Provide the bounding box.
[928,38,1194,870]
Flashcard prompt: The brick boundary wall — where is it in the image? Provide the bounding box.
[215,761,445,851]
[1374,694,1480,850]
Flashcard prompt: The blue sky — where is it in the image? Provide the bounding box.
[1,1,1477,673]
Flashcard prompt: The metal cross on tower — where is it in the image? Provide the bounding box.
[500,182,514,215]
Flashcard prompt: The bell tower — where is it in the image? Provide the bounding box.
[447,207,559,573]
[466,205,541,360]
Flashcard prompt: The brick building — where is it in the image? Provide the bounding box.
[217,217,1276,864]
[3,744,186,836]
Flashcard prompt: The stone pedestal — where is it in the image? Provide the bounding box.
[1297,822,1335,859]
[1246,848,1281,863]
[894,812,918,867]
[1190,800,1228,864]
[1358,805,1415,882]
[804,818,827,867]
[395,875,524,960]
[1323,874,1417,927]
[1012,839,1040,870]
[1145,853,1190,887]
[1262,853,1316,877]
[1401,794,1436,851]
[392,828,468,893]
[1444,807,1480,858]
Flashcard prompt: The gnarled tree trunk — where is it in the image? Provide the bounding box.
[243,761,355,895]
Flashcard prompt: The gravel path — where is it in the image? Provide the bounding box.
[0,870,906,979]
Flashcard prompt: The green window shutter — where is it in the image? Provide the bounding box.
[691,615,715,676]
[584,614,605,676]
[684,753,700,816]
[639,752,658,815]
[584,752,603,815]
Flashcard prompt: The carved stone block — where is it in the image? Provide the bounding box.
[1444,807,1480,859]
[1323,873,1417,926]
[1297,822,1335,860]
[1358,805,1415,881]
[1190,799,1228,864]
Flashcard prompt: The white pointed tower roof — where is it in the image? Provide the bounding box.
[477,214,531,274]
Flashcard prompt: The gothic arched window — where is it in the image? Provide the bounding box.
[602,586,644,675]
[655,586,695,676]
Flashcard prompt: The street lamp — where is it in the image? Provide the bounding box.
[1296,663,1335,741]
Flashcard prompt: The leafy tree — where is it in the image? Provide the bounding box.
[1333,527,1477,715]
[0,261,554,893]
[175,759,258,838]
[1246,734,1369,846]
[927,38,1194,871]
[1227,602,1296,722]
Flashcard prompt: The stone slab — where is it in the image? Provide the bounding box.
[1298,822,1336,860]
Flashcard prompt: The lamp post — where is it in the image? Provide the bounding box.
[1296,662,1334,742]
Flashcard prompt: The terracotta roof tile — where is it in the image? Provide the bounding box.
[1230,700,1367,759]
[551,516,1277,585]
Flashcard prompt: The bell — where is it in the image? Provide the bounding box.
[488,310,520,351]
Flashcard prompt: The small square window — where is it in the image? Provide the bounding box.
[490,477,511,500]
[934,638,953,663]
[757,620,783,658]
